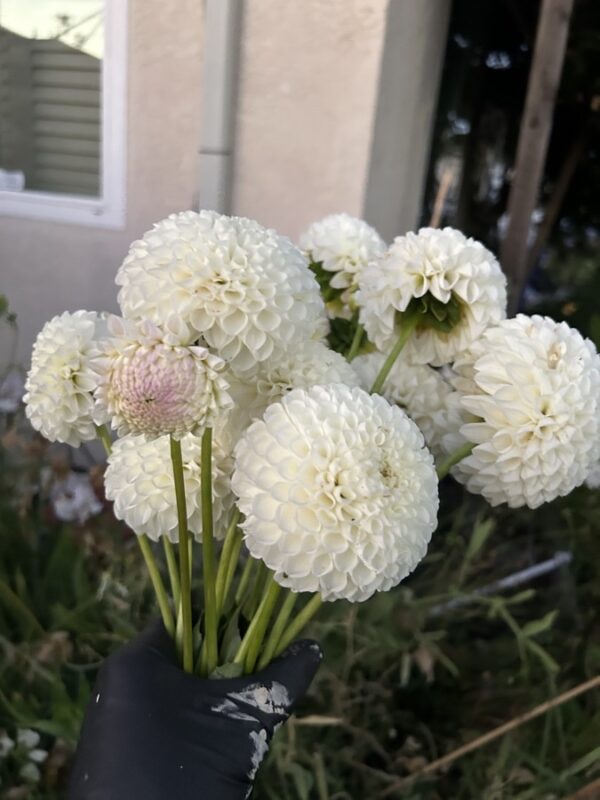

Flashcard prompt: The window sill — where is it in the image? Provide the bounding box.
[0,189,126,229]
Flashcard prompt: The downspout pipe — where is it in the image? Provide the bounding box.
[198,0,243,213]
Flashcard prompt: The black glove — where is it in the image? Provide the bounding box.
[68,620,322,800]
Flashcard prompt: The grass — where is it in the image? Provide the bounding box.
[0,426,599,798]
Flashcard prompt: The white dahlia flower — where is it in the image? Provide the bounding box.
[24,311,105,447]
[299,214,386,319]
[214,341,361,458]
[116,210,325,373]
[94,316,231,439]
[352,352,465,458]
[104,433,233,541]
[585,460,600,490]
[356,227,507,366]
[449,315,600,508]
[232,384,438,602]
[254,340,361,403]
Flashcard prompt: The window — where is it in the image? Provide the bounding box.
[0,0,127,228]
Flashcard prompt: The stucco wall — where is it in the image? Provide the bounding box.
[1,0,205,362]
[232,0,387,239]
[1,0,389,362]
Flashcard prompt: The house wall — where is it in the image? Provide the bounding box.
[1,0,205,363]
[0,0,445,364]
[232,0,388,238]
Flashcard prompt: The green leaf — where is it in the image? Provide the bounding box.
[0,577,44,637]
[210,662,243,679]
[560,745,600,778]
[288,763,314,800]
[28,719,76,740]
[505,589,536,606]
[221,609,243,663]
[466,517,495,562]
[522,611,558,639]
[459,516,495,584]
[309,260,344,306]
[525,639,559,673]
[402,292,464,334]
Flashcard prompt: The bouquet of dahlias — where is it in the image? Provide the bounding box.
[24,210,600,679]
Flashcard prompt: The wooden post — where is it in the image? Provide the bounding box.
[500,0,575,312]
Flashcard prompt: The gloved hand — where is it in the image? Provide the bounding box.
[68,620,322,799]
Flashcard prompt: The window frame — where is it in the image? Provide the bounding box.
[0,0,127,229]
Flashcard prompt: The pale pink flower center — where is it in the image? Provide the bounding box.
[111,345,202,436]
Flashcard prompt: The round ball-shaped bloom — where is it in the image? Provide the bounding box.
[356,227,507,366]
[585,460,600,490]
[299,214,386,318]
[214,341,361,457]
[94,316,231,439]
[232,384,439,602]
[116,210,326,373]
[254,340,361,404]
[353,352,463,458]
[24,311,105,447]
[450,315,600,508]
[104,433,233,541]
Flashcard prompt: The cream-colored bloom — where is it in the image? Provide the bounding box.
[50,472,103,524]
[94,316,231,439]
[254,340,360,404]
[299,214,386,318]
[585,460,600,490]
[104,433,233,541]
[232,384,438,602]
[449,315,600,508]
[17,730,40,750]
[353,352,464,457]
[116,210,325,373]
[0,731,14,757]
[15,729,47,784]
[24,311,105,447]
[356,227,507,366]
[215,342,361,457]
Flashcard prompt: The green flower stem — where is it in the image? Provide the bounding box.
[200,427,218,676]
[436,442,475,480]
[234,575,281,672]
[235,556,256,607]
[175,601,184,660]
[96,425,175,639]
[215,508,241,617]
[162,538,181,611]
[244,560,268,619]
[95,423,113,453]
[346,315,364,362]
[257,590,297,670]
[276,593,323,655]
[137,535,175,637]
[0,578,45,637]
[370,315,419,395]
[170,436,194,673]
[244,579,282,673]
[222,532,244,612]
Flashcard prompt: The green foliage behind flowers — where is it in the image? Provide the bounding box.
[0,426,599,797]
[255,485,600,800]
[0,429,153,796]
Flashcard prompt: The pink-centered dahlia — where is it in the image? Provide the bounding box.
[94,316,232,439]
